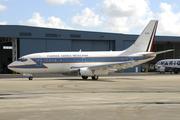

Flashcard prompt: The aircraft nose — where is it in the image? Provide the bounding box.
[8,63,12,69]
[8,62,15,70]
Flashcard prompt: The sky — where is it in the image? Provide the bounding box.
[1,0,180,36]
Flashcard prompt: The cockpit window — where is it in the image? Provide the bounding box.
[17,58,27,62]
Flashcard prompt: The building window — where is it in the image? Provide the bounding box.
[19,32,32,36]
[3,46,12,49]
[46,33,57,37]
[70,34,81,38]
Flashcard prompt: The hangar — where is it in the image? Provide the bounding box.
[0,25,179,74]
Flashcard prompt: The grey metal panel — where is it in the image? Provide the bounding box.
[164,43,173,59]
[155,36,180,42]
[124,65,141,72]
[109,41,115,51]
[72,40,92,51]
[20,39,46,56]
[123,34,138,41]
[72,40,111,51]
[47,39,71,52]
[92,41,109,51]
[115,39,123,51]
[175,43,180,59]
[123,40,134,49]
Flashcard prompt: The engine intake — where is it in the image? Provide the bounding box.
[108,69,117,75]
[78,68,94,76]
[78,68,117,76]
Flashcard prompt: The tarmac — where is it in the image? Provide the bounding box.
[1,73,180,120]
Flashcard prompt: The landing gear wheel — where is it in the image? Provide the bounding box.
[29,76,33,80]
[92,76,98,80]
[82,76,88,80]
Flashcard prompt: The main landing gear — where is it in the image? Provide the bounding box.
[92,76,98,80]
[28,76,33,80]
[82,76,88,80]
[82,76,99,80]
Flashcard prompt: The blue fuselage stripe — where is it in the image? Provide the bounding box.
[16,56,150,68]
[35,56,148,63]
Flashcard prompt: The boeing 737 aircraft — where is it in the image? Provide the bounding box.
[8,20,173,80]
[155,59,180,74]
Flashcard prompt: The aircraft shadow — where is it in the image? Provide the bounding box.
[51,79,115,82]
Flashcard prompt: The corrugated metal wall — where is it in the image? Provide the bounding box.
[71,40,115,51]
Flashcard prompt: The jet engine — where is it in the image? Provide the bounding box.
[78,68,117,76]
[78,68,94,76]
[108,69,117,75]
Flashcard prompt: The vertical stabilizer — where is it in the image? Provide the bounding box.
[125,20,158,52]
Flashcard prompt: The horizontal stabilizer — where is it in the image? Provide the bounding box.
[69,61,133,72]
[143,49,174,57]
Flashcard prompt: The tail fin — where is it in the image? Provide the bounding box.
[125,20,158,52]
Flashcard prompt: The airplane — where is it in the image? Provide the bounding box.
[8,20,173,80]
[155,59,180,74]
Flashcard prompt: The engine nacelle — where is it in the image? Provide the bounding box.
[159,67,165,72]
[108,69,117,75]
[79,68,116,76]
[78,68,95,76]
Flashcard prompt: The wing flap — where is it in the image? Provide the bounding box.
[89,61,133,70]
[69,61,133,72]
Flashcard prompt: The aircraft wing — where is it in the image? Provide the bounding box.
[69,61,133,72]
[89,61,133,70]
[143,49,174,57]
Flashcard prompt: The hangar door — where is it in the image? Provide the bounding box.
[20,39,71,56]
[123,40,134,49]
[0,38,19,74]
[71,40,115,51]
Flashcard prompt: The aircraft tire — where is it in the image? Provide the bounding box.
[82,76,88,80]
[29,76,33,80]
[92,76,98,80]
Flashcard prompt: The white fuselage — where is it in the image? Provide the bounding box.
[8,50,155,75]
[155,59,180,71]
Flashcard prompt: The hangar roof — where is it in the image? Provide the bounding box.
[0,25,180,42]
[0,25,123,40]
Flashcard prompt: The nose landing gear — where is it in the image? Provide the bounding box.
[23,73,33,80]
